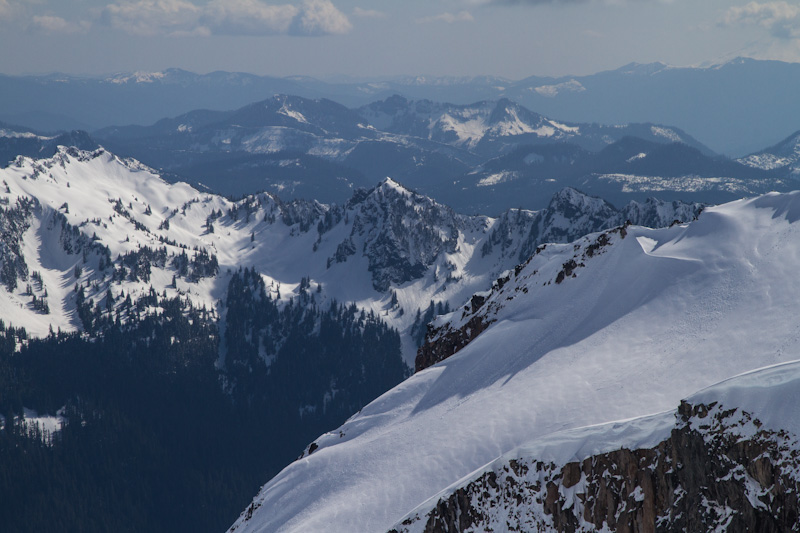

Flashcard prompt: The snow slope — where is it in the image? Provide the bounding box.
[0,148,517,354]
[392,359,800,532]
[229,191,800,533]
[0,148,697,364]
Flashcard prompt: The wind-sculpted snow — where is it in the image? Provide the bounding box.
[229,191,800,533]
[392,361,800,533]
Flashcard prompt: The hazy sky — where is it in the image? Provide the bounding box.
[1,0,799,78]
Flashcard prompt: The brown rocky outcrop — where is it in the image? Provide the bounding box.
[392,401,800,533]
[414,313,493,372]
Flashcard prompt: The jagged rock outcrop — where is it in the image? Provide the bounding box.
[416,224,627,372]
[414,188,704,373]
[515,187,702,262]
[332,178,482,292]
[0,196,35,291]
[393,400,800,533]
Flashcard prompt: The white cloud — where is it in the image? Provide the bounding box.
[722,2,800,40]
[353,7,386,19]
[31,14,91,34]
[417,10,474,24]
[204,0,298,36]
[0,0,21,20]
[99,0,352,37]
[100,0,201,36]
[468,0,672,5]
[289,0,352,36]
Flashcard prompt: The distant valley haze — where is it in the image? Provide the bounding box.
[3,0,800,155]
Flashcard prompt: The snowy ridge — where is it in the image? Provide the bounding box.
[393,361,800,532]
[0,129,52,140]
[229,191,800,533]
[0,148,701,362]
[739,130,800,177]
[358,97,583,151]
[356,95,704,158]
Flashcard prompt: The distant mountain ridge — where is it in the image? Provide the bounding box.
[4,58,800,154]
[91,93,776,213]
[739,129,800,177]
[356,95,712,156]
[0,123,97,166]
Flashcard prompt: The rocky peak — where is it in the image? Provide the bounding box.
[339,178,468,292]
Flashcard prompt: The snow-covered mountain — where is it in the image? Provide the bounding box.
[436,136,783,215]
[92,93,760,212]
[357,95,709,156]
[97,94,709,160]
[739,130,800,177]
[0,123,97,167]
[6,58,800,154]
[0,147,700,365]
[229,190,800,532]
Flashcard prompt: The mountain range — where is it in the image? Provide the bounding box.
[82,94,790,213]
[4,58,800,155]
[0,145,713,531]
[1,128,800,531]
[0,147,702,358]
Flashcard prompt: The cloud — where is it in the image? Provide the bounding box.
[468,0,670,5]
[470,0,587,4]
[100,0,352,37]
[353,7,386,19]
[203,0,298,36]
[31,14,91,34]
[0,0,21,20]
[722,2,800,40]
[417,10,474,24]
[100,0,201,36]
[288,0,352,36]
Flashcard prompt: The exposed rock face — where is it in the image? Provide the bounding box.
[515,187,702,263]
[415,312,492,372]
[415,225,626,372]
[0,196,35,291]
[391,400,800,533]
[333,179,480,292]
[414,265,518,372]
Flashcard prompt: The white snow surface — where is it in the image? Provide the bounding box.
[230,191,800,533]
[597,173,775,194]
[0,148,528,361]
[533,79,586,98]
[396,358,800,531]
[650,125,683,143]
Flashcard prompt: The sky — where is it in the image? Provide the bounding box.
[0,0,799,79]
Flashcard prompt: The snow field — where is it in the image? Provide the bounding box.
[230,191,800,533]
